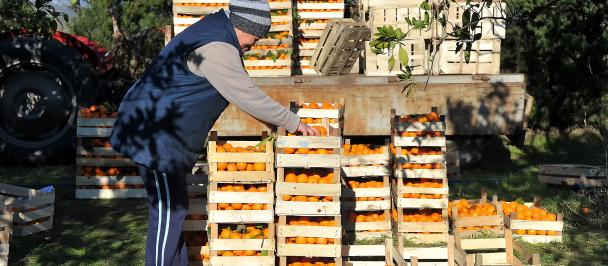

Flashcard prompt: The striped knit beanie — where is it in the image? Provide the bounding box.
[229,0,272,38]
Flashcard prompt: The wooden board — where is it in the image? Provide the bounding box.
[278,244,341,257]
[211,74,529,136]
[392,137,447,147]
[276,154,341,168]
[210,239,275,251]
[341,153,389,166]
[342,166,390,177]
[341,200,391,211]
[275,201,340,216]
[402,247,449,260]
[210,256,275,266]
[396,198,448,209]
[394,169,447,179]
[343,244,386,257]
[538,164,608,187]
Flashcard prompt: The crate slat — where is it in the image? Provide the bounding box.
[514,234,562,243]
[343,244,386,257]
[208,169,275,182]
[393,137,446,147]
[276,154,341,168]
[76,176,143,185]
[208,210,274,223]
[75,189,147,199]
[343,221,391,231]
[393,122,446,132]
[460,238,506,250]
[397,186,448,195]
[394,169,447,179]
[210,256,275,265]
[402,247,449,260]
[208,191,273,204]
[275,201,340,216]
[398,221,449,233]
[341,153,389,166]
[341,200,391,211]
[435,39,501,75]
[14,218,53,236]
[342,166,390,177]
[210,239,275,251]
[397,198,448,209]
[13,205,54,223]
[183,219,208,231]
[343,187,390,198]
[297,3,344,9]
[368,5,435,39]
[395,154,445,164]
[77,158,135,166]
[77,146,121,156]
[277,243,341,257]
[276,182,341,196]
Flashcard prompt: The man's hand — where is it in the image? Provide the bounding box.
[296,122,320,136]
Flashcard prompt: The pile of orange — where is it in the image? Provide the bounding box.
[287,257,337,266]
[391,146,443,155]
[284,171,335,183]
[266,31,291,39]
[79,105,118,118]
[299,9,343,12]
[449,200,498,217]
[286,126,329,137]
[218,226,271,257]
[399,131,443,137]
[347,211,387,232]
[272,21,290,25]
[299,117,337,124]
[398,112,441,123]
[500,201,559,236]
[398,209,444,223]
[402,179,444,199]
[215,143,268,171]
[251,43,290,50]
[272,9,290,16]
[175,3,227,7]
[343,144,385,155]
[81,166,138,177]
[183,231,209,261]
[216,143,266,153]
[400,163,443,169]
[218,183,268,192]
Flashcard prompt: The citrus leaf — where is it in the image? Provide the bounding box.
[388,54,395,71]
[398,45,409,68]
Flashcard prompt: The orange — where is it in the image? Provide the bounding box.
[230,232,242,239]
[220,229,231,239]
[515,229,526,235]
[316,237,328,244]
[284,147,295,154]
[536,230,547,235]
[216,146,226,152]
[296,148,310,154]
[295,236,307,244]
[241,204,252,210]
[282,195,292,201]
[296,174,308,183]
[227,163,238,172]
[233,250,244,256]
[547,230,557,236]
[221,251,234,256]
[217,162,228,171]
[285,173,297,182]
[236,162,247,171]
[527,229,537,235]
[294,195,308,202]
[247,186,258,192]
[244,250,256,256]
[231,203,243,210]
[246,164,254,171]
[306,237,317,244]
[253,162,266,171]
[218,203,230,210]
[307,196,319,202]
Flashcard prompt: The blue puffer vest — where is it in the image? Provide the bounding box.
[110,10,241,175]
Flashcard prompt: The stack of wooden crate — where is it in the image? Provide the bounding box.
[360,0,507,76]
[75,110,146,199]
[340,140,391,265]
[245,1,293,77]
[206,132,276,265]
[172,0,228,35]
[0,184,55,236]
[390,108,451,264]
[296,0,345,75]
[275,101,344,266]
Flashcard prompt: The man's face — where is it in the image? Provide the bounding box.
[235,28,260,52]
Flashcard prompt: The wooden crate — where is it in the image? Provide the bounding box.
[208,182,274,224]
[290,99,345,128]
[275,168,341,216]
[440,1,507,39]
[244,58,292,77]
[538,164,608,187]
[184,174,209,232]
[435,39,501,75]
[342,176,391,212]
[364,39,431,76]
[209,223,275,265]
[400,233,451,262]
[343,243,386,265]
[451,193,505,236]
[183,231,210,265]
[207,132,275,182]
[343,210,391,240]
[391,109,447,148]
[392,178,448,209]
[455,229,514,266]
[367,4,435,39]
[505,199,564,243]
[310,19,370,76]
[0,207,11,266]
[277,215,342,265]
[275,128,342,169]
[0,184,54,236]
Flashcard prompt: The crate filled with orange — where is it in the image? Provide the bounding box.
[1,183,55,236]
[183,174,208,232]
[277,216,342,266]
[207,131,274,182]
[450,190,511,264]
[76,105,146,199]
[244,50,292,77]
[208,182,274,224]
[502,197,563,243]
[183,231,210,265]
[290,99,344,132]
[209,224,275,265]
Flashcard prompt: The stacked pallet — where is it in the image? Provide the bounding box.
[296,0,345,75]
[275,101,344,266]
[245,1,293,77]
[206,132,276,265]
[75,108,146,199]
[390,108,450,264]
[340,140,391,265]
[502,197,564,244]
[450,190,509,265]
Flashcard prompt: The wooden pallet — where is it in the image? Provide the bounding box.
[435,39,501,75]
[0,184,54,236]
[538,164,608,187]
[208,182,274,224]
[0,207,11,266]
[207,132,275,182]
[310,19,370,75]
[505,199,564,243]
[277,215,342,266]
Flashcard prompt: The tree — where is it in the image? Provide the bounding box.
[0,0,68,34]
[70,0,172,83]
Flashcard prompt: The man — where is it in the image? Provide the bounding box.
[110,1,318,265]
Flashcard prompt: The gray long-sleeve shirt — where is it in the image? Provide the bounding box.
[186,41,300,133]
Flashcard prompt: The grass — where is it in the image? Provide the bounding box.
[4,128,608,265]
